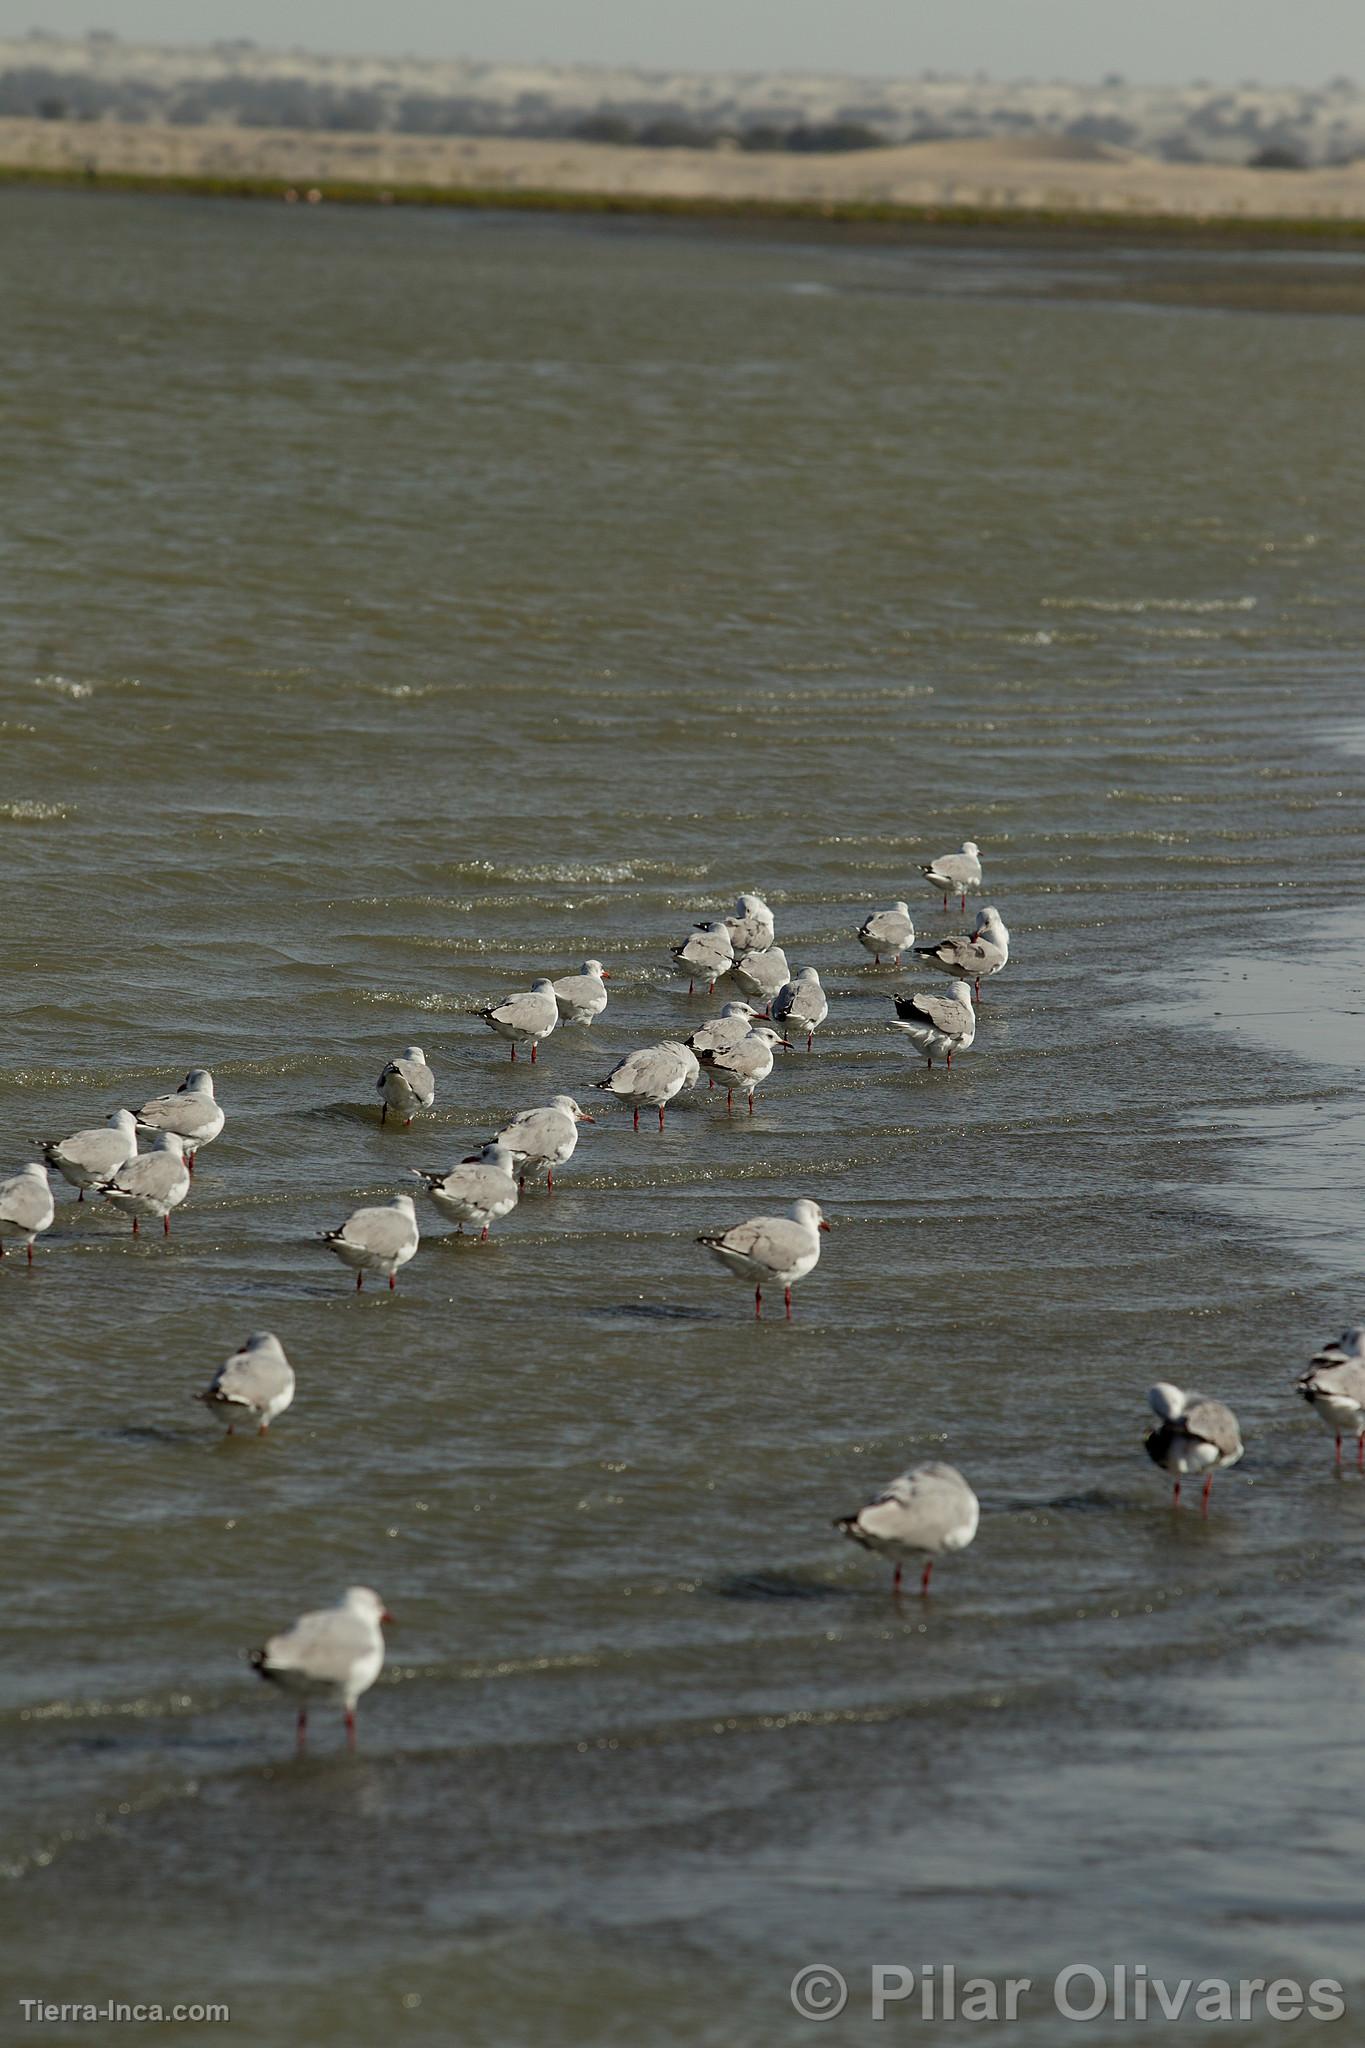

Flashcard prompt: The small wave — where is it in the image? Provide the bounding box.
[0,801,70,822]
[1039,596,1256,615]
[32,674,94,699]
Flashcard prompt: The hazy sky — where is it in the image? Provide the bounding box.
[4,1,1363,85]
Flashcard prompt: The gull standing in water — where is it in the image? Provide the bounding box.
[136,1069,224,1174]
[552,959,611,1027]
[37,1108,138,1201]
[376,1046,435,1127]
[920,840,982,912]
[0,1162,55,1264]
[322,1192,420,1291]
[687,1000,768,1085]
[250,1585,391,1752]
[889,981,976,1070]
[730,944,791,1005]
[724,893,776,955]
[835,1462,980,1596]
[856,901,915,967]
[672,920,733,996]
[697,1023,791,1114]
[1144,1383,1244,1512]
[1296,1328,1365,1468]
[98,1132,191,1236]
[913,907,1010,1001]
[697,1197,830,1318]
[412,1143,519,1241]
[494,1095,595,1190]
[595,1042,694,1130]
[771,967,828,1051]
[479,979,559,1063]
[198,1332,296,1437]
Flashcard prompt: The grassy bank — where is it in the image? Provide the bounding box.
[4,157,1365,247]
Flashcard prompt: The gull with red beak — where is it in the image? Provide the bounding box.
[494,1094,595,1191]
[595,1041,694,1130]
[478,979,559,1063]
[856,901,915,968]
[412,1143,519,1241]
[671,920,733,996]
[697,1023,791,1114]
[698,1197,831,1319]
[250,1585,392,1753]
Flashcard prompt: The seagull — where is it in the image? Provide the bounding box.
[771,967,828,1050]
[135,1069,224,1173]
[97,1132,191,1236]
[493,1094,595,1191]
[697,1023,791,1113]
[730,945,791,1004]
[835,1461,980,1595]
[198,1332,296,1437]
[595,1041,694,1130]
[723,892,776,955]
[1145,1383,1244,1513]
[697,1197,830,1319]
[377,1046,435,1126]
[479,979,559,1062]
[411,1143,519,1241]
[889,980,976,1070]
[920,840,982,912]
[322,1192,420,1291]
[37,1108,138,1201]
[0,1162,56,1265]
[552,959,611,1026]
[671,920,733,996]
[250,1585,391,1752]
[913,906,1009,1001]
[1296,1327,1365,1468]
[688,1001,769,1086]
[856,902,915,967]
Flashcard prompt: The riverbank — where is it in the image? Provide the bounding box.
[4,116,1365,244]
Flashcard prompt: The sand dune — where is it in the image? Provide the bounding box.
[4,116,1364,221]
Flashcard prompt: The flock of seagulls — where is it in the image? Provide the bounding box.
[1,841,1353,1747]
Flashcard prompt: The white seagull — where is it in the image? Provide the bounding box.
[836,1461,980,1596]
[688,1000,769,1085]
[136,1069,224,1173]
[198,1331,296,1437]
[1145,1383,1244,1513]
[377,1046,435,1126]
[772,967,828,1051]
[913,906,1009,1001]
[479,979,559,1063]
[890,980,976,1070]
[672,919,734,996]
[0,1162,56,1265]
[697,1196,830,1319]
[552,959,611,1026]
[595,1041,694,1130]
[250,1585,391,1752]
[1296,1327,1365,1468]
[37,1108,138,1201]
[412,1143,519,1241]
[493,1094,595,1191]
[98,1132,191,1236]
[730,944,791,1004]
[697,1022,791,1114]
[856,901,915,967]
[921,840,982,912]
[322,1191,420,1291]
[724,892,776,955]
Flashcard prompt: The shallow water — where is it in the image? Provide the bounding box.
[2,191,1365,2045]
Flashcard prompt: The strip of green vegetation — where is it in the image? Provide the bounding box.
[3,158,1364,245]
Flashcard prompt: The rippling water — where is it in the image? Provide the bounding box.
[2,191,1364,2045]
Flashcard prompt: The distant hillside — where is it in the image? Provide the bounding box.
[2,30,1362,168]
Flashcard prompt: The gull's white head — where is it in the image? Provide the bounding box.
[16,1161,48,1182]
[344,1586,391,1626]
[400,1045,426,1064]
[961,841,980,858]
[1148,1382,1187,1422]
[734,893,770,915]
[530,978,557,995]
[792,1198,832,1233]
[947,979,974,1006]
[797,966,822,984]
[750,1025,792,1049]
[108,1109,139,1136]
[390,1193,417,1216]
[152,1132,186,1156]
[242,1331,286,1356]
[1335,1327,1365,1357]
[695,919,729,937]
[469,1143,517,1173]
[548,1093,591,1122]
[890,901,910,917]
[179,1069,215,1096]
[719,1000,761,1019]
[579,959,608,979]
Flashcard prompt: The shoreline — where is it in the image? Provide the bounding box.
[7,159,1365,248]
